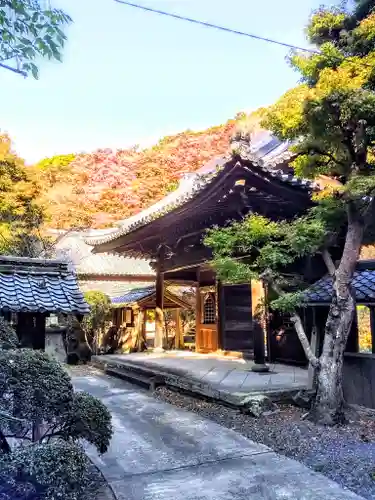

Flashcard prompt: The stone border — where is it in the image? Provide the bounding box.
[91,357,305,409]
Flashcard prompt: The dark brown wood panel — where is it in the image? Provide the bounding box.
[343,353,375,408]
[221,284,254,353]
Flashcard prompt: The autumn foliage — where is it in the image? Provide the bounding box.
[34,119,238,228]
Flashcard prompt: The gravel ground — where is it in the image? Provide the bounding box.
[154,386,375,500]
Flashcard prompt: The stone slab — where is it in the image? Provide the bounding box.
[75,371,269,480]
[218,369,249,388]
[93,353,308,406]
[110,453,362,500]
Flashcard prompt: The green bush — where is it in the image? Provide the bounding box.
[0,317,18,350]
[63,391,112,454]
[82,290,112,349]
[0,347,113,499]
[0,440,101,500]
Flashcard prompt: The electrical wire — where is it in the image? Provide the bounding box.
[113,0,321,55]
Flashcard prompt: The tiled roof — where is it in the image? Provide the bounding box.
[0,256,90,314]
[304,261,375,304]
[51,231,154,277]
[85,132,317,247]
[111,286,155,306]
[79,280,154,299]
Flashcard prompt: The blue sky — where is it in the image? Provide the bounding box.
[1,0,338,163]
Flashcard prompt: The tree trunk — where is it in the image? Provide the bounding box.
[310,208,364,425]
[310,289,355,424]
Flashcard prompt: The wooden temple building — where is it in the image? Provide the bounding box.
[85,132,322,364]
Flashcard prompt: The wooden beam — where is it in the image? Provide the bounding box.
[78,274,155,282]
[370,307,375,354]
[217,280,225,350]
[173,309,184,350]
[251,281,269,372]
[135,309,146,352]
[154,253,165,351]
[195,269,201,352]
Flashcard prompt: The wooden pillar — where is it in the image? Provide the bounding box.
[251,280,269,372]
[174,309,184,350]
[370,307,375,354]
[136,309,146,352]
[217,280,225,351]
[195,282,201,352]
[154,255,165,352]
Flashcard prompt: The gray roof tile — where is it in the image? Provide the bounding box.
[0,256,89,314]
[111,286,155,305]
[52,231,154,277]
[304,261,375,304]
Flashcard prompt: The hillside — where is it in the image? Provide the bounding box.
[35,117,244,229]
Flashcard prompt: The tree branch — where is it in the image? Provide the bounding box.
[322,249,336,276]
[260,270,319,367]
[335,202,365,299]
[0,61,27,76]
[308,147,346,168]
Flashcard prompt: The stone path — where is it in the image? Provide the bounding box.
[93,351,308,405]
[72,367,363,500]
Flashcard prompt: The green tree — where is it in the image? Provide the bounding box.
[205,1,375,425]
[0,0,71,78]
[35,154,76,187]
[0,134,46,255]
[82,291,112,351]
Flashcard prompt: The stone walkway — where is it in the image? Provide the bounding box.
[73,367,362,500]
[93,351,308,405]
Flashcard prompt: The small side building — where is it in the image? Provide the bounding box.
[304,260,375,408]
[111,285,192,352]
[0,255,89,361]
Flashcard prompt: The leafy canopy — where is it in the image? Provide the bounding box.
[82,290,112,337]
[205,1,375,312]
[0,348,112,454]
[0,440,100,500]
[0,0,71,78]
[0,134,46,255]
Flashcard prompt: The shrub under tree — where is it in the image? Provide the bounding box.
[0,321,113,499]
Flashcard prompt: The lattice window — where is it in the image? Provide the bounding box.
[203,293,216,324]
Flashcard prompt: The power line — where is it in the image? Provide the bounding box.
[113,0,321,55]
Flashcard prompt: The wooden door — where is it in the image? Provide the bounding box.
[195,285,218,353]
[220,284,254,354]
[197,324,218,352]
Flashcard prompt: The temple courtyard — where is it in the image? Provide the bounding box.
[72,366,366,500]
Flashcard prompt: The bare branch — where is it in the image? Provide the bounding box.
[289,313,319,367]
[0,61,27,76]
[322,249,336,276]
[261,270,319,367]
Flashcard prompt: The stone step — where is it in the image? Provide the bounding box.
[91,358,165,391]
